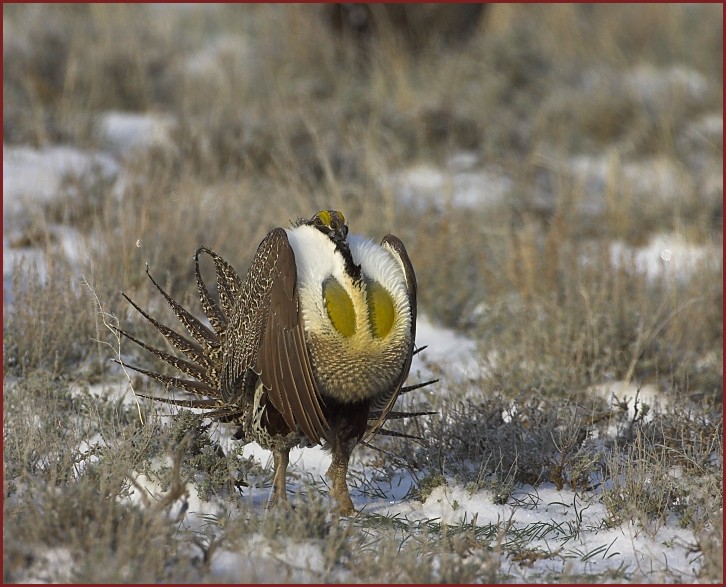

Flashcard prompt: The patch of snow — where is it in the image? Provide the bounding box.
[590,380,670,414]
[2,142,118,304]
[4,224,89,269]
[125,471,166,508]
[124,469,225,527]
[275,540,327,578]
[588,380,669,438]
[413,314,482,382]
[54,225,91,266]
[610,232,719,282]
[95,111,177,157]
[83,379,146,408]
[209,534,327,583]
[209,545,289,583]
[2,141,119,305]
[75,434,103,477]
[388,162,512,211]
[2,224,93,309]
[181,483,229,525]
[624,64,710,107]
[682,112,723,145]
[182,34,256,88]
[567,153,695,210]
[14,547,75,584]
[621,157,695,203]
[241,442,333,484]
[2,236,46,304]
[3,144,118,221]
[290,444,334,480]
[395,164,445,193]
[376,482,702,582]
[446,150,479,171]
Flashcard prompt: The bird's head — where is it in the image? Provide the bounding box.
[309,210,349,244]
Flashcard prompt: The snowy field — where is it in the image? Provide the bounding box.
[3,4,722,584]
[3,138,718,582]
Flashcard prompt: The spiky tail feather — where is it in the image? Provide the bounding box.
[118,247,436,437]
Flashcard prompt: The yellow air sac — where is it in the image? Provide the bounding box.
[366,280,394,339]
[323,277,356,337]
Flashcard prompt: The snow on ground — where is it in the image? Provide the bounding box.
[102,320,704,582]
[9,337,711,581]
[95,111,177,157]
[84,326,700,582]
[681,112,724,153]
[3,144,118,219]
[387,152,513,211]
[14,547,75,584]
[591,380,670,414]
[117,400,705,581]
[126,468,227,526]
[2,235,46,297]
[373,483,701,582]
[208,533,332,583]
[588,380,670,434]
[181,33,257,89]
[3,143,119,298]
[2,113,170,303]
[623,64,710,109]
[565,153,697,214]
[610,232,720,282]
[2,224,94,305]
[413,314,482,382]
[6,311,711,582]
[83,379,143,406]
[4,95,716,581]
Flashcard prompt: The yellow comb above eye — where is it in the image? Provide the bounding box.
[315,210,332,226]
[314,210,345,227]
[323,277,356,337]
[366,280,395,339]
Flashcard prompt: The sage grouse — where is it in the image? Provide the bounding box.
[119,210,433,515]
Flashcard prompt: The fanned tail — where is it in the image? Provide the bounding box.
[118,248,239,413]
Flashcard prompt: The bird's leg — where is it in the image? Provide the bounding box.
[268,448,290,509]
[326,440,355,515]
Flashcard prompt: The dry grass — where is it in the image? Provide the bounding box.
[3,3,722,583]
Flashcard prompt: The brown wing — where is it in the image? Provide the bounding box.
[364,234,418,440]
[221,227,329,443]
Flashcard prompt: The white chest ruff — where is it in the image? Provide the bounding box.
[285,226,412,402]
